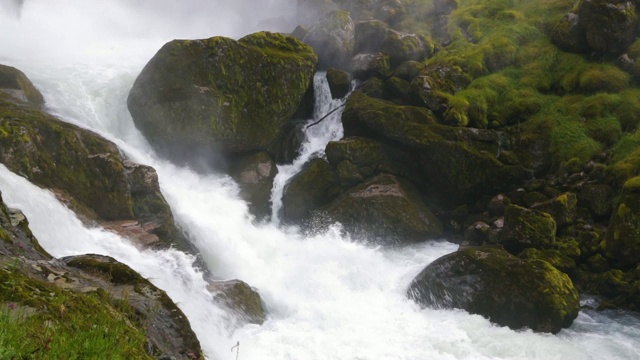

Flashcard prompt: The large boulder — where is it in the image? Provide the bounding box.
[353,20,389,54]
[381,31,433,66]
[407,246,580,333]
[326,68,352,99]
[604,176,640,268]
[551,13,589,53]
[316,173,443,243]
[578,0,639,54]
[410,65,471,116]
[127,32,318,169]
[303,10,355,69]
[207,279,266,325]
[0,64,44,107]
[349,53,392,81]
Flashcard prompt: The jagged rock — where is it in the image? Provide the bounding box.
[326,68,351,99]
[0,64,44,107]
[303,10,355,69]
[578,0,640,54]
[281,158,341,224]
[315,173,442,243]
[228,151,278,219]
[407,246,580,333]
[349,53,391,80]
[604,176,640,268]
[127,32,317,170]
[353,20,389,54]
[499,204,556,254]
[207,279,265,325]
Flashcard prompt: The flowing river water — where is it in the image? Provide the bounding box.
[1,1,639,359]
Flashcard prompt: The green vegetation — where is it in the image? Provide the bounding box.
[0,267,152,359]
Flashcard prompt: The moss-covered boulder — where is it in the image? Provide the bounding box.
[410,65,471,116]
[62,254,202,359]
[228,151,278,220]
[325,136,421,186]
[342,92,528,207]
[349,53,392,80]
[316,173,443,243]
[381,30,433,66]
[578,0,639,54]
[551,13,589,53]
[0,64,44,107]
[499,204,557,254]
[127,32,318,169]
[578,184,613,219]
[207,279,265,325]
[604,176,640,268]
[373,0,407,25]
[303,10,354,69]
[353,20,390,54]
[519,248,577,275]
[0,192,50,260]
[326,68,351,99]
[531,192,578,228]
[407,246,580,333]
[281,158,342,224]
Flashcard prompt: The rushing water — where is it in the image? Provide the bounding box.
[1,1,640,359]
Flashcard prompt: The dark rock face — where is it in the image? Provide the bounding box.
[407,246,580,334]
[281,158,341,224]
[551,13,589,53]
[127,32,317,170]
[353,20,390,54]
[316,173,443,243]
[579,0,639,54]
[228,151,278,220]
[326,68,352,99]
[605,177,640,268]
[303,10,355,69]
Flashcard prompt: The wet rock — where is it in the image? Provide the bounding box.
[531,192,578,228]
[578,184,613,218]
[296,0,338,27]
[207,279,266,325]
[381,30,433,66]
[578,0,639,54]
[551,13,589,53]
[604,176,640,268]
[349,53,392,80]
[353,20,389,54]
[0,64,44,107]
[229,151,278,220]
[316,173,443,243]
[407,246,580,334]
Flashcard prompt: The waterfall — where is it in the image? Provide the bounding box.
[1,2,640,360]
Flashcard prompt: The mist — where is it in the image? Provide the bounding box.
[0,0,299,66]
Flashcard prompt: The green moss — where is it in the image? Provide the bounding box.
[579,64,631,93]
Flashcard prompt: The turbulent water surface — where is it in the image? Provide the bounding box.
[1,1,639,359]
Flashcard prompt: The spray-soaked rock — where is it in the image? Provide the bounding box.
[128,32,317,170]
[228,151,278,220]
[0,64,44,107]
[207,279,266,325]
[407,246,580,333]
[303,10,354,69]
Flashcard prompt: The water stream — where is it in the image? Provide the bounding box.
[0,1,639,359]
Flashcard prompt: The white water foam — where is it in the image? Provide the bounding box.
[1,1,640,359]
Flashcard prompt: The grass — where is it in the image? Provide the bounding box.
[0,266,153,360]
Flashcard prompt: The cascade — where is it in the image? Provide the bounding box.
[0,1,639,359]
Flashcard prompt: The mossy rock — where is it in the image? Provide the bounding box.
[127,32,317,170]
[325,136,421,186]
[578,0,639,54]
[393,60,425,81]
[349,53,392,80]
[381,30,434,66]
[315,173,443,243]
[578,184,613,218]
[326,68,351,99]
[228,151,278,220]
[531,192,577,228]
[410,64,471,116]
[208,279,265,325]
[353,20,390,54]
[499,204,557,254]
[382,76,412,104]
[550,12,588,53]
[0,64,44,107]
[281,157,342,224]
[342,92,528,207]
[407,246,580,333]
[520,248,577,275]
[372,0,407,25]
[0,92,133,220]
[357,77,385,98]
[604,176,640,268]
[303,10,354,69]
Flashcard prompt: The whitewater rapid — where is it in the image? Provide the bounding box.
[1,1,640,359]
